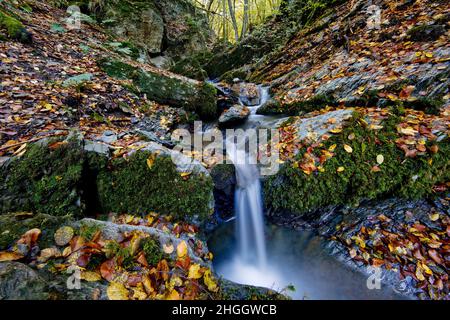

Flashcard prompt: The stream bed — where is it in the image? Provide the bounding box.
[209,221,405,300]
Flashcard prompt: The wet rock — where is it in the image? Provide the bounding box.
[218,105,250,127]
[256,99,282,115]
[232,83,261,106]
[100,130,117,144]
[210,164,236,219]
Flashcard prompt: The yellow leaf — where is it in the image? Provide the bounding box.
[415,265,425,281]
[180,172,191,178]
[166,289,180,300]
[146,157,155,169]
[81,271,102,282]
[54,226,74,246]
[328,144,337,152]
[376,154,384,165]
[344,144,353,153]
[337,167,345,173]
[0,251,24,262]
[203,269,218,292]
[176,241,188,258]
[425,52,433,58]
[188,264,203,279]
[429,213,440,221]
[329,128,342,134]
[107,282,129,300]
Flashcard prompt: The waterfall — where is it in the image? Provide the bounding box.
[227,141,267,267]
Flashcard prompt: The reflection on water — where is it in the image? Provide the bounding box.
[208,222,405,300]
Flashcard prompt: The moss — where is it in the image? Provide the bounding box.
[0,9,31,43]
[265,113,450,215]
[0,138,85,217]
[0,213,73,250]
[220,68,249,84]
[95,151,213,221]
[99,58,217,120]
[403,97,444,115]
[407,24,445,42]
[140,236,163,266]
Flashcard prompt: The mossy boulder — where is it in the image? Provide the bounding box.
[94,149,214,222]
[265,114,450,216]
[407,24,445,42]
[99,59,218,120]
[256,99,283,115]
[0,9,32,43]
[0,138,85,217]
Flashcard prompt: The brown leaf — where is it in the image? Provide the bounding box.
[100,259,116,281]
[17,228,41,247]
[428,249,443,265]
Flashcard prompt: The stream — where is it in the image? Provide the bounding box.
[207,83,404,300]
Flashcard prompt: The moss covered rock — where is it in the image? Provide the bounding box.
[0,9,32,43]
[94,149,213,222]
[99,58,218,120]
[265,113,450,216]
[0,138,85,217]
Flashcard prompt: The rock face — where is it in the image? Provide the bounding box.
[99,0,212,60]
[218,105,250,126]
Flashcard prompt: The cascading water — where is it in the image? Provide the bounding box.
[216,85,283,290]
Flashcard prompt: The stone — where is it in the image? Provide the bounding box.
[232,83,261,106]
[0,262,48,300]
[218,105,250,126]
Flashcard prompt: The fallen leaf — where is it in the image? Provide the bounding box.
[344,144,353,153]
[376,154,384,165]
[107,282,129,300]
[163,243,174,254]
[81,271,102,282]
[203,269,218,292]
[100,259,116,281]
[0,251,24,262]
[177,241,188,258]
[54,226,74,246]
[188,263,203,279]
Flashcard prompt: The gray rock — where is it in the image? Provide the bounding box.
[232,83,261,106]
[0,262,48,300]
[84,140,110,156]
[219,105,250,125]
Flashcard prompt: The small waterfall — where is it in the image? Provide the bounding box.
[227,142,267,267]
[214,83,283,290]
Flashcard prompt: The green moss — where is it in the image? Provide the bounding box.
[96,151,213,221]
[220,68,249,84]
[99,58,217,120]
[140,236,163,266]
[265,113,450,215]
[403,97,444,115]
[0,138,85,217]
[0,9,31,43]
[0,213,73,250]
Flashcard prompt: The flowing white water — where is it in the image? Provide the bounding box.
[218,85,284,290]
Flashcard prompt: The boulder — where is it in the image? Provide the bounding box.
[218,105,250,126]
[99,59,218,120]
[0,262,48,300]
[232,83,261,106]
[256,99,282,115]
